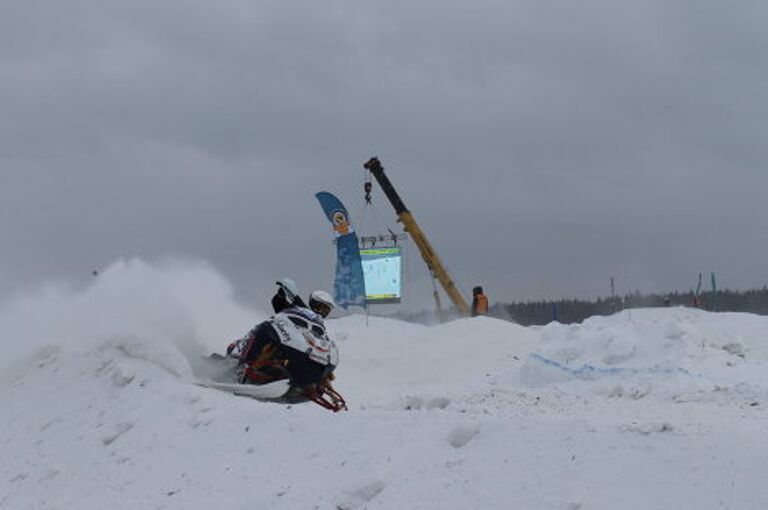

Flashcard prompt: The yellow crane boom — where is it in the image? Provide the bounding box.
[363,157,470,316]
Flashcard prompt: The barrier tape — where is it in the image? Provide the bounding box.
[529,353,698,378]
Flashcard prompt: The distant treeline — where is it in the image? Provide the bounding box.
[389,287,768,326]
[491,288,768,326]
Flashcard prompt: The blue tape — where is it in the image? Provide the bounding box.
[529,354,699,378]
[528,354,760,396]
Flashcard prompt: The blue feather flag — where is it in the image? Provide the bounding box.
[315,192,367,308]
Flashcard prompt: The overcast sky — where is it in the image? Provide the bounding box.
[2,0,767,309]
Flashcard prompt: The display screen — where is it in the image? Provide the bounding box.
[360,247,402,303]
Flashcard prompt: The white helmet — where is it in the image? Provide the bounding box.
[309,290,335,318]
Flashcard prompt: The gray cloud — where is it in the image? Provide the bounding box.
[2,0,767,307]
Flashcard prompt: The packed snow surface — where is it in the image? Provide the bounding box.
[1,260,767,509]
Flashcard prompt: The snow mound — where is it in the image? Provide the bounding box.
[329,314,538,408]
[2,261,768,509]
[520,308,768,404]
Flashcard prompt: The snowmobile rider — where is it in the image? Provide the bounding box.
[227,280,330,358]
[472,286,489,317]
[226,288,336,371]
[308,290,335,319]
[225,289,344,410]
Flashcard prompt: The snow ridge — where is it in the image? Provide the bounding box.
[2,261,768,509]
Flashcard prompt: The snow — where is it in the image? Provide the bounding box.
[1,260,767,509]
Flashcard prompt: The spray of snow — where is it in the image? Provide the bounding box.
[0,258,261,382]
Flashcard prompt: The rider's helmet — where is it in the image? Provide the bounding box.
[309,290,335,318]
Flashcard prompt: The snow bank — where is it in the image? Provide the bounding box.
[329,314,538,407]
[520,308,768,405]
[2,262,768,509]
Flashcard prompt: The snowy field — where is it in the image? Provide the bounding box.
[1,260,767,510]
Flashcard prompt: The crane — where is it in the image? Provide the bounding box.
[363,157,471,316]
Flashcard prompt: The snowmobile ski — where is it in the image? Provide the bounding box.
[195,379,291,400]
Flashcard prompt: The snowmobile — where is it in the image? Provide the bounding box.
[200,309,347,412]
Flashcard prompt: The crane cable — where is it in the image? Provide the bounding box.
[357,167,392,244]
